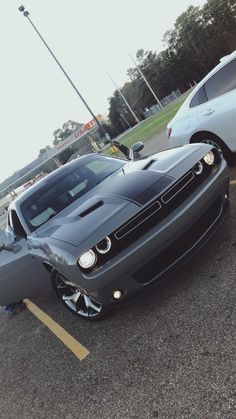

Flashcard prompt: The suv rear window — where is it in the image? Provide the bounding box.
[204,58,236,101]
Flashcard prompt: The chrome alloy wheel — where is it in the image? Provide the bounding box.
[55,273,103,319]
[201,139,222,154]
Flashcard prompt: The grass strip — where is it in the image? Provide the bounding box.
[105,94,188,156]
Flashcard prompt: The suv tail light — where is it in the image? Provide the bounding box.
[167,127,172,139]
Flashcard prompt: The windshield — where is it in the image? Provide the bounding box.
[21,155,124,232]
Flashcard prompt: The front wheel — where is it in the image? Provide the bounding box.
[52,272,109,320]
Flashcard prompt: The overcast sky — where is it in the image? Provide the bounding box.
[1,0,206,183]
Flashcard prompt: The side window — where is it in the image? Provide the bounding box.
[189,85,207,108]
[11,210,26,238]
[204,58,236,101]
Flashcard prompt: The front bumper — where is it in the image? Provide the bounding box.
[73,158,230,307]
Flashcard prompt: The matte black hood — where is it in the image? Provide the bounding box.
[94,169,174,205]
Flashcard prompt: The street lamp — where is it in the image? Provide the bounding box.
[18,5,108,138]
[129,54,163,109]
[106,71,140,124]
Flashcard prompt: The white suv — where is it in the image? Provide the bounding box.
[167,50,236,160]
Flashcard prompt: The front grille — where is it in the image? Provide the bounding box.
[115,170,196,241]
[161,171,194,204]
[115,199,161,240]
[133,198,222,284]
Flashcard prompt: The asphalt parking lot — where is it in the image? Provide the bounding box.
[0,139,235,419]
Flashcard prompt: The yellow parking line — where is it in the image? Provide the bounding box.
[24,298,90,361]
[230,179,236,185]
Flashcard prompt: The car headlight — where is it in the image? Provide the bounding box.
[95,237,111,254]
[193,161,203,175]
[78,250,97,269]
[203,151,215,165]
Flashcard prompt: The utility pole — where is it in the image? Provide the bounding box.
[18,5,107,137]
[120,113,131,128]
[106,71,140,124]
[129,54,163,109]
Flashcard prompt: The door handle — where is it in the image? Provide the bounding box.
[202,109,215,116]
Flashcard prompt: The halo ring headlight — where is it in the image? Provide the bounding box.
[78,250,97,269]
[96,237,112,254]
[193,161,203,175]
[203,151,215,165]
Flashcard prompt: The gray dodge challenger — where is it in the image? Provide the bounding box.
[0,142,230,320]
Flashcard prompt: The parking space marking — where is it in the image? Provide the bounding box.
[24,299,90,361]
[230,179,236,185]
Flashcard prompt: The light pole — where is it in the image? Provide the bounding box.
[120,113,131,129]
[18,5,108,138]
[129,54,163,109]
[106,71,140,124]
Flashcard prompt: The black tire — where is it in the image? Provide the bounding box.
[52,271,109,321]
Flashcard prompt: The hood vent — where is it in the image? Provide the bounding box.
[142,159,155,170]
[79,200,104,218]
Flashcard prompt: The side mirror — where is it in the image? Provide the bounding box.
[131,142,144,153]
[130,142,144,160]
[112,140,144,160]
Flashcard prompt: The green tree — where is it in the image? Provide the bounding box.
[38,145,51,157]
[202,0,236,54]
[107,0,236,134]
[53,120,83,145]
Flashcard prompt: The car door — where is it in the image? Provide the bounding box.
[0,210,50,306]
[196,57,236,151]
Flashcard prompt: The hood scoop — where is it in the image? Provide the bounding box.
[142,159,155,170]
[78,199,104,218]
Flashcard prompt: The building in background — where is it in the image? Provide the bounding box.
[0,116,108,200]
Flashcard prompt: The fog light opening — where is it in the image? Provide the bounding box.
[113,290,123,300]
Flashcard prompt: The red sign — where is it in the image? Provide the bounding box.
[74,119,97,139]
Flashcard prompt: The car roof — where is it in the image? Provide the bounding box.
[168,50,236,123]
[184,50,236,106]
